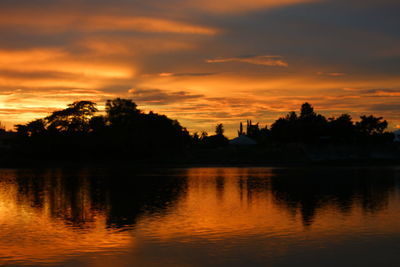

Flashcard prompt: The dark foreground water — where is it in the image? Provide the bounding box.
[0,167,400,266]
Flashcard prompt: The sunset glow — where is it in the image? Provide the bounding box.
[0,0,399,136]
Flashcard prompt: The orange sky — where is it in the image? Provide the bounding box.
[0,0,400,136]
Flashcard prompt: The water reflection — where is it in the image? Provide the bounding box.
[13,168,187,229]
[0,168,187,265]
[270,168,398,226]
[0,167,400,266]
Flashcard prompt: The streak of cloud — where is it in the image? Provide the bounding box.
[206,55,289,67]
[128,88,204,105]
[162,0,321,13]
[158,72,217,77]
[317,72,346,77]
[0,13,218,35]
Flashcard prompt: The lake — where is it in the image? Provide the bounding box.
[0,166,400,266]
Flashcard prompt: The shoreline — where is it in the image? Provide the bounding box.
[1,157,400,170]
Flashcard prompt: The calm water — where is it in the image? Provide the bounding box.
[1,167,400,266]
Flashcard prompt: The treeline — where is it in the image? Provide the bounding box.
[231,102,392,145]
[10,100,394,162]
[14,98,191,160]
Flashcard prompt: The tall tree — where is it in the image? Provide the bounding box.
[15,119,44,136]
[46,101,97,132]
[105,98,140,127]
[328,114,355,142]
[238,122,244,137]
[0,121,5,132]
[300,102,316,118]
[215,123,224,136]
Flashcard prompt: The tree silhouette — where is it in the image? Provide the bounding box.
[328,114,355,143]
[246,120,258,138]
[46,101,98,132]
[238,122,244,137]
[298,103,327,143]
[200,131,208,140]
[15,119,46,138]
[270,116,296,142]
[89,116,107,132]
[270,103,330,143]
[199,124,228,148]
[356,115,388,135]
[300,102,316,118]
[215,123,224,136]
[9,100,395,163]
[106,98,140,128]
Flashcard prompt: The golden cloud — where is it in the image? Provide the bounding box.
[0,49,134,82]
[84,16,218,35]
[77,36,196,55]
[0,13,218,35]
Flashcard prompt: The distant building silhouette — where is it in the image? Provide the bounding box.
[394,130,400,142]
[229,135,257,146]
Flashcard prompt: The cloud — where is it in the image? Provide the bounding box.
[317,72,346,77]
[206,55,288,67]
[342,88,400,97]
[161,0,321,14]
[77,37,196,55]
[0,70,79,80]
[0,48,135,90]
[370,103,400,111]
[0,13,218,35]
[128,88,203,105]
[83,16,218,35]
[158,72,217,77]
[342,87,360,91]
[0,49,134,78]
[0,0,322,18]
[361,89,400,97]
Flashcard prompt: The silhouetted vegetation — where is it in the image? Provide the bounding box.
[225,102,393,147]
[195,123,229,148]
[13,98,190,161]
[2,100,398,165]
[267,102,392,144]
[0,121,5,132]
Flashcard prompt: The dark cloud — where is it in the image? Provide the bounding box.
[341,88,400,97]
[128,88,204,105]
[369,103,400,112]
[317,72,346,77]
[362,88,400,94]
[206,55,288,67]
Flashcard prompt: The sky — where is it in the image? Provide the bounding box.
[0,0,399,136]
